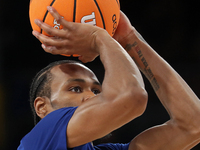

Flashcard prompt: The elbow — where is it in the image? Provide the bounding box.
[173,107,200,138]
[191,105,200,137]
[126,87,148,117]
[186,116,200,137]
[133,88,148,116]
[102,81,148,117]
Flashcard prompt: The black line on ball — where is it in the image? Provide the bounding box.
[73,0,77,22]
[115,0,119,4]
[93,0,106,29]
[41,0,56,33]
[115,0,120,7]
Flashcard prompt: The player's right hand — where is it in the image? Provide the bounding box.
[32,6,107,63]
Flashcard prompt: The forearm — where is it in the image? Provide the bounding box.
[121,28,200,129]
[120,28,200,150]
[96,30,145,96]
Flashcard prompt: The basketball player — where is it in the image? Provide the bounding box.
[18,6,200,150]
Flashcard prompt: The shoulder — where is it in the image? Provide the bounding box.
[35,106,78,129]
[44,107,78,122]
[19,107,78,150]
[32,106,78,135]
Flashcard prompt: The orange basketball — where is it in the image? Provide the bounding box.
[29,0,120,37]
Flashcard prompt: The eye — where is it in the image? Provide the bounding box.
[92,89,101,95]
[69,86,82,93]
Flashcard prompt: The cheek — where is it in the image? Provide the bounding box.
[51,93,83,108]
[64,94,83,107]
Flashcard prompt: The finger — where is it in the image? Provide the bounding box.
[41,44,58,55]
[34,19,67,38]
[32,30,48,44]
[32,30,68,47]
[41,44,74,56]
[78,56,88,63]
[32,30,54,46]
[78,55,96,63]
[47,6,75,30]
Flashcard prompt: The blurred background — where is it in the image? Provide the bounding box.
[0,0,200,149]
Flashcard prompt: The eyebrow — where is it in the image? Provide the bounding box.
[67,78,101,86]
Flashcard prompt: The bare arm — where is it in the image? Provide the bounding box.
[32,7,148,148]
[114,12,200,150]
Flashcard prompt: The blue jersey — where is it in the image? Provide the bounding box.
[17,107,130,150]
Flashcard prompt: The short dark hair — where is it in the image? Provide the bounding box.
[29,60,82,125]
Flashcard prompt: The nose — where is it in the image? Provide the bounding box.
[82,91,96,102]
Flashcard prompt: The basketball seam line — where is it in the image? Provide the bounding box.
[73,0,77,22]
[41,0,56,33]
[93,0,106,29]
[40,0,108,33]
[115,0,120,8]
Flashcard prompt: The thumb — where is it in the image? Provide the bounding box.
[78,56,88,63]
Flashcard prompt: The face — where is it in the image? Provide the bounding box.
[48,63,102,111]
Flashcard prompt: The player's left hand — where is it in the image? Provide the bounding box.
[113,11,135,48]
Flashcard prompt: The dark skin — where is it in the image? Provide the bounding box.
[33,6,147,148]
[32,6,200,150]
[35,63,102,119]
[113,11,200,149]
[34,53,147,148]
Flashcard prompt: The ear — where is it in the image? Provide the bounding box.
[34,97,51,119]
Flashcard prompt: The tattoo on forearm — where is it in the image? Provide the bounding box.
[135,46,143,58]
[125,42,160,91]
[151,77,160,91]
[125,42,137,52]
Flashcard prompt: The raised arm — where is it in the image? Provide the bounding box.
[32,7,148,148]
[114,11,200,150]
